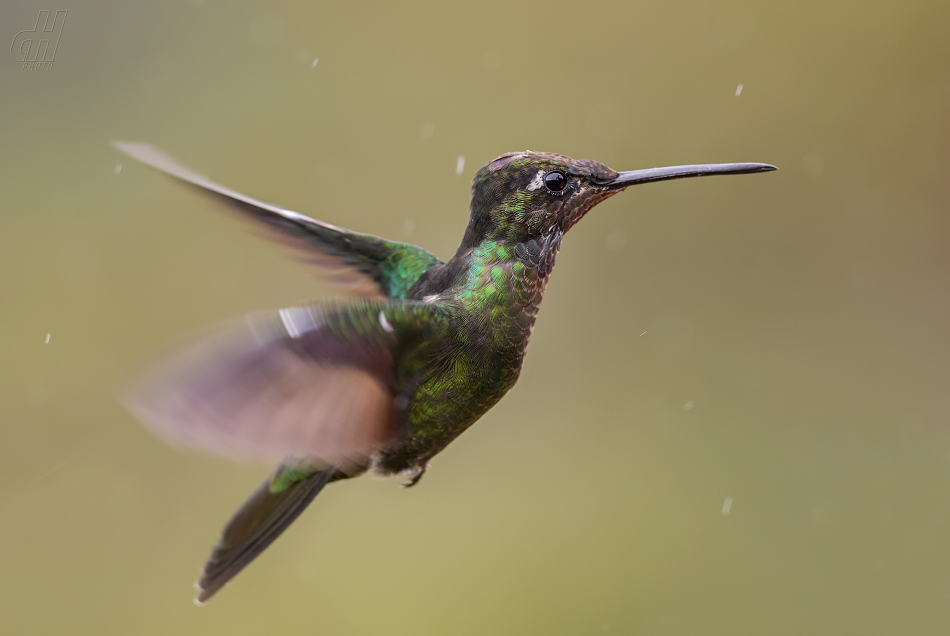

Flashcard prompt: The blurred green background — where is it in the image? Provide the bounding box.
[2,1,950,634]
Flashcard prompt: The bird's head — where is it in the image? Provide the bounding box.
[460,151,775,248]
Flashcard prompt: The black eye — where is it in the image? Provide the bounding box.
[544,170,567,192]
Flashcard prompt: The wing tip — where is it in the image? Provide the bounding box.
[111,140,186,176]
[111,140,152,158]
[112,140,216,187]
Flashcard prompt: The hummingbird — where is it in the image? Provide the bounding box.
[114,141,775,603]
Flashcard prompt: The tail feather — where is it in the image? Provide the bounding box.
[195,467,343,603]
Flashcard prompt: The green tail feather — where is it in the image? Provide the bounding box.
[195,466,347,603]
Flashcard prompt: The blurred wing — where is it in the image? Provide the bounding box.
[124,300,438,473]
[112,141,443,298]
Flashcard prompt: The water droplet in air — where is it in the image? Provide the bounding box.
[606,231,626,251]
[722,497,733,515]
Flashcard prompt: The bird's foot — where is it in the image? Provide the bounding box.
[400,464,428,488]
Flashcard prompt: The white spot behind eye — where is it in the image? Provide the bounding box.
[525,169,545,191]
[378,311,394,333]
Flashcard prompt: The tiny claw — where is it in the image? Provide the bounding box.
[400,464,427,488]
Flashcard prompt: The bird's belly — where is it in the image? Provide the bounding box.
[378,345,525,474]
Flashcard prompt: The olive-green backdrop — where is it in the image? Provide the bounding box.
[2,2,949,634]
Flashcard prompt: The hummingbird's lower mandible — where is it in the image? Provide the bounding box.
[114,142,776,603]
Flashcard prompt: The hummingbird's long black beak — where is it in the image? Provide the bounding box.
[602,162,777,189]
